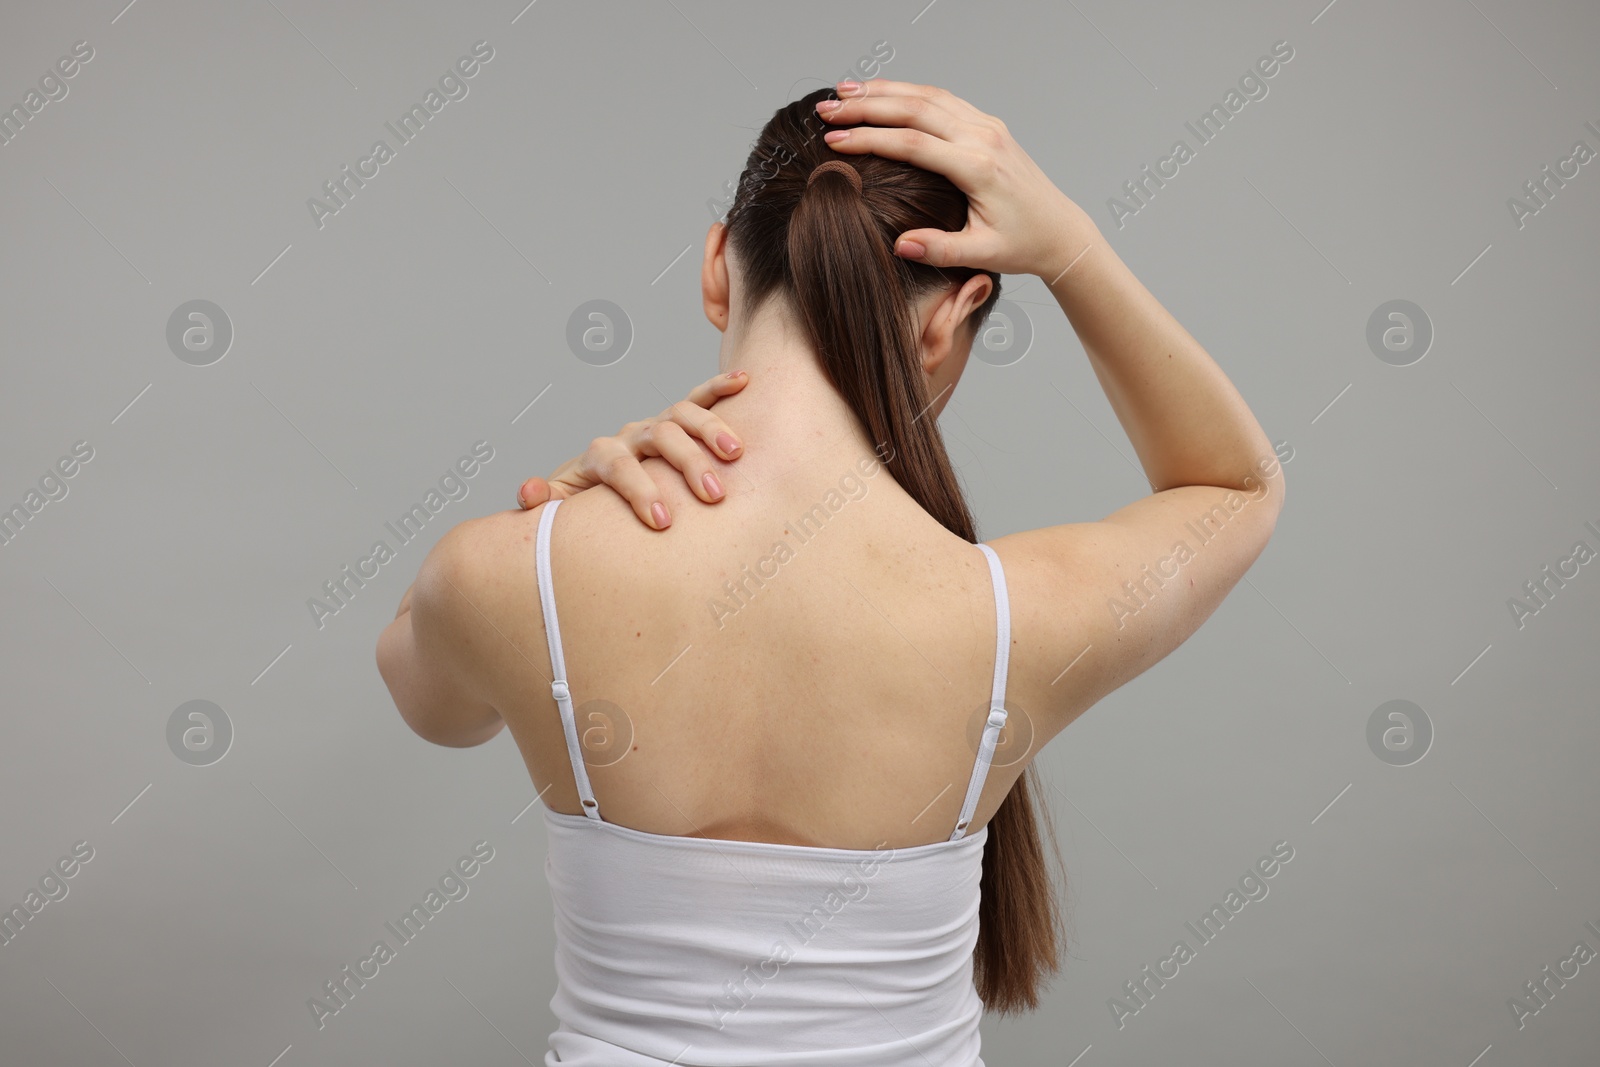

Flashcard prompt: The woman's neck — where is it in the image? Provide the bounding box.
[710,332,888,491]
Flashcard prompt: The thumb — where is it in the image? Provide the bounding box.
[515,476,552,509]
[894,228,980,269]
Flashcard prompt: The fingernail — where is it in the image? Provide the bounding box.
[726,370,744,379]
[823,129,850,144]
[652,501,671,528]
[703,471,723,499]
[896,238,926,259]
[716,432,741,455]
[816,99,841,113]
[837,80,860,95]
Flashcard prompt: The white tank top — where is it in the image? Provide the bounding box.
[534,497,1013,1065]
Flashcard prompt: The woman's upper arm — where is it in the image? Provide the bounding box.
[377,514,522,747]
[993,476,1285,739]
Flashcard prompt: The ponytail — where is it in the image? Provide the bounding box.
[786,161,973,537]
[727,88,1065,1012]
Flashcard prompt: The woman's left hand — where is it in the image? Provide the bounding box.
[514,371,749,529]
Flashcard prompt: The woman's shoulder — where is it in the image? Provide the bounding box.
[425,503,540,581]
[419,489,663,618]
[430,486,639,568]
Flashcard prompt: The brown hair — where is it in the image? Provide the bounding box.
[723,87,1065,1013]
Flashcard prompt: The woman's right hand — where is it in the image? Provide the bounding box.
[813,79,1094,281]
[515,371,748,530]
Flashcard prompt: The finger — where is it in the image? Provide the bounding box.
[840,79,992,124]
[516,476,552,509]
[892,225,1005,269]
[816,92,976,145]
[659,400,743,461]
[683,369,748,409]
[539,453,599,498]
[577,438,672,530]
[640,420,726,503]
[821,124,989,190]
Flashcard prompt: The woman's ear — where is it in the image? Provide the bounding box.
[919,273,995,377]
[702,222,731,333]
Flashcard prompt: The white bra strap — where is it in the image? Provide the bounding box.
[535,499,602,820]
[950,542,1011,841]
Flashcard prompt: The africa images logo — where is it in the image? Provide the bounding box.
[306,41,495,230]
[307,441,493,630]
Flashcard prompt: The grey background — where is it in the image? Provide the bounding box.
[2,1,1597,1064]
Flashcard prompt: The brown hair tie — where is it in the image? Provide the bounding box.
[807,159,862,193]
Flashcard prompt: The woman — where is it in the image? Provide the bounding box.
[377,79,1284,1065]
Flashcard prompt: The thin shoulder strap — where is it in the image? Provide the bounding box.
[950,542,1011,841]
[534,498,602,820]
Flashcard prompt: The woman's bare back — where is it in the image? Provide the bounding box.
[437,380,1284,851]
[456,442,1056,851]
